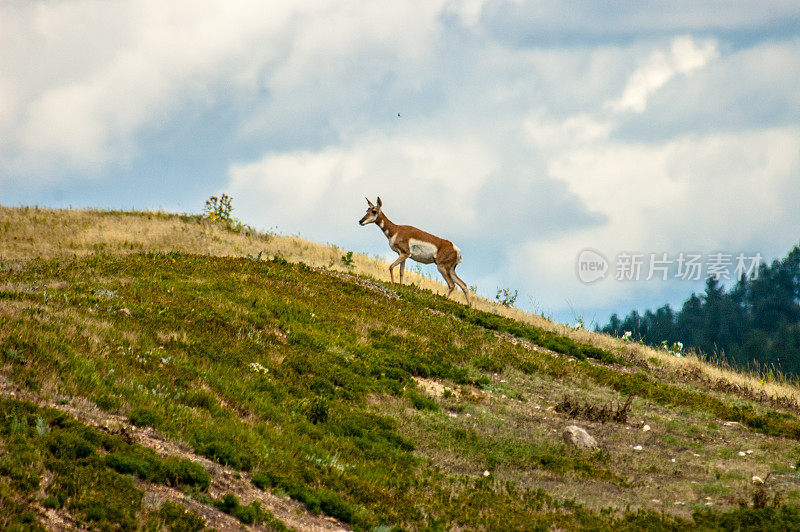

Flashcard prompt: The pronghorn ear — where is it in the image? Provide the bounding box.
[376,197,382,208]
[365,196,374,207]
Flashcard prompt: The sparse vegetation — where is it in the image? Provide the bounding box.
[206,493,271,526]
[495,286,519,307]
[157,500,207,531]
[203,193,234,223]
[341,250,355,268]
[555,394,633,424]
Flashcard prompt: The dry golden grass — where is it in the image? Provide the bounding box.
[3,205,799,407]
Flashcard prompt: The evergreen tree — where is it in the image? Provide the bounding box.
[601,241,800,377]
[676,293,704,347]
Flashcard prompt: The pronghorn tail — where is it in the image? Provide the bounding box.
[454,245,463,264]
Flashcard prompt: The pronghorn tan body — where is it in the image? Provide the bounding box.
[359,197,470,306]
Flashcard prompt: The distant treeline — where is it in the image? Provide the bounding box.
[600,243,800,377]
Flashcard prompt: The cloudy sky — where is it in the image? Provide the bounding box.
[2,1,799,324]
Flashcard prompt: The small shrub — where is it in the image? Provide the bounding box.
[341,251,355,268]
[555,394,633,424]
[318,489,355,523]
[475,355,503,373]
[1,346,27,365]
[44,431,96,460]
[104,453,148,478]
[43,494,61,509]
[212,493,269,525]
[180,390,217,411]
[204,194,234,223]
[158,500,206,532]
[162,457,211,490]
[95,394,121,411]
[408,390,439,411]
[105,451,211,490]
[195,440,251,471]
[305,396,329,424]
[692,504,800,530]
[495,287,518,307]
[128,407,164,429]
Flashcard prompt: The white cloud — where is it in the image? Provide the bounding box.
[3,2,798,323]
[1,0,447,178]
[227,133,495,242]
[504,36,800,313]
[224,31,799,319]
[606,36,719,114]
[520,122,800,309]
[3,0,288,174]
[444,0,491,27]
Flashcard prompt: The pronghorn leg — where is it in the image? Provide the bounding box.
[451,267,471,307]
[437,263,456,297]
[399,259,407,284]
[388,253,409,284]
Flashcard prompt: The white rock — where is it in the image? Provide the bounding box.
[562,425,598,450]
[642,424,651,432]
[752,476,764,484]
[746,449,754,455]
[738,451,747,457]
[483,470,491,477]
[633,445,643,451]
[671,458,676,463]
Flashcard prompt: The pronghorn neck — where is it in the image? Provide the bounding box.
[376,212,397,240]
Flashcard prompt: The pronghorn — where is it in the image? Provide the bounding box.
[359,196,470,306]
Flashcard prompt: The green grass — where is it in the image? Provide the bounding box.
[2,252,800,529]
[400,287,622,364]
[0,396,209,530]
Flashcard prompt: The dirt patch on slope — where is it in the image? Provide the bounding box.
[314,268,399,300]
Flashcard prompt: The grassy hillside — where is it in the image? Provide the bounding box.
[2,206,800,530]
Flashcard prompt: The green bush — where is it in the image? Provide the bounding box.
[195,439,252,471]
[305,396,330,424]
[408,390,439,411]
[128,407,164,429]
[158,500,207,532]
[105,452,210,490]
[692,504,800,530]
[44,430,96,460]
[211,493,269,525]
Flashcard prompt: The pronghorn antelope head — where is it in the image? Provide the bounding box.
[358,196,382,226]
[358,196,471,306]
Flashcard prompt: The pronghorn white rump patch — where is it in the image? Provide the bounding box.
[453,245,463,264]
[409,238,438,263]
